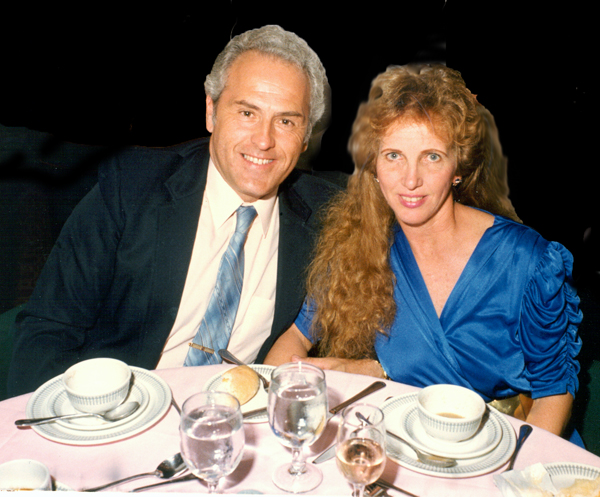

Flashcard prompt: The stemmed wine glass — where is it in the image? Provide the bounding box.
[268,362,328,493]
[336,404,386,497]
[179,391,245,494]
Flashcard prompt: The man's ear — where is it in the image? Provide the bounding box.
[206,95,215,133]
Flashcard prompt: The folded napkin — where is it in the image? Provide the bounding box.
[494,463,600,497]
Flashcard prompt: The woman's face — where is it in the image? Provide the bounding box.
[375,119,459,230]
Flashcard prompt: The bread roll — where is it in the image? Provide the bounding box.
[219,366,260,405]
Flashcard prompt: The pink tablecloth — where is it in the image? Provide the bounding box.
[1,365,599,495]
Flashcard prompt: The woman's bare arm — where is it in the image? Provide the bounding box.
[264,324,388,379]
[524,392,573,437]
[264,324,312,366]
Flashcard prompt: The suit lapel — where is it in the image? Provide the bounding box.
[141,143,209,364]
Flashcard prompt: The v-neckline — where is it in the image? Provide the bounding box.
[395,215,499,322]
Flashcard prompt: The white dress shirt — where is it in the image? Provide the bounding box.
[156,159,279,368]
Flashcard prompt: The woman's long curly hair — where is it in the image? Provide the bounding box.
[307,64,520,360]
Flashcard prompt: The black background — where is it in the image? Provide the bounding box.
[1,1,597,307]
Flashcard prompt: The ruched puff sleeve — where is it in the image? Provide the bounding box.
[519,241,583,399]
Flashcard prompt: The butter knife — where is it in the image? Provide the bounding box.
[243,380,386,421]
[312,381,387,464]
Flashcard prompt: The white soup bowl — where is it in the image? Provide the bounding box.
[417,384,485,443]
[63,357,131,413]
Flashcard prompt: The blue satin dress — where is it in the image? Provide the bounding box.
[295,214,583,443]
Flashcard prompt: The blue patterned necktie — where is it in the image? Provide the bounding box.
[184,205,257,366]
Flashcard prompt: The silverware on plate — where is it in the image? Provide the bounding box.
[356,412,456,468]
[15,401,140,427]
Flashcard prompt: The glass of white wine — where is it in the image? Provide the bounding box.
[268,362,328,493]
[336,404,386,497]
[180,391,245,494]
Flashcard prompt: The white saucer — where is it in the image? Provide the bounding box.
[382,393,516,478]
[54,481,74,491]
[46,375,150,431]
[545,462,600,491]
[26,367,171,445]
[400,404,501,458]
[203,364,274,423]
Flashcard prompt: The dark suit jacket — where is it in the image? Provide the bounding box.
[7,138,342,396]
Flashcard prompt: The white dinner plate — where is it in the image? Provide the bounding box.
[399,403,502,459]
[381,393,517,478]
[545,462,600,491]
[202,364,274,423]
[25,367,171,445]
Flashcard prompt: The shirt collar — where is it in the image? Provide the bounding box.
[206,159,277,237]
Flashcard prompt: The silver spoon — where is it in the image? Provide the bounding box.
[218,349,270,389]
[81,453,187,492]
[503,424,533,472]
[15,401,140,427]
[356,412,456,468]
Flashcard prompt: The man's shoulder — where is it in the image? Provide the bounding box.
[281,168,347,204]
[98,138,209,192]
[105,138,209,172]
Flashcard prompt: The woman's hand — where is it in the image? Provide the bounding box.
[264,324,388,379]
[290,355,387,379]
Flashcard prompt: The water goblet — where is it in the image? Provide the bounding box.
[268,362,328,493]
[336,404,386,497]
[179,391,245,494]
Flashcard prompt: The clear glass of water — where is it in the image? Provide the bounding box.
[180,391,245,494]
[268,362,328,493]
[336,404,386,497]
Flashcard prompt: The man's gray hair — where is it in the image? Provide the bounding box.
[205,25,328,139]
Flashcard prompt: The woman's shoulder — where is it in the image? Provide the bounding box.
[464,206,546,245]
[456,204,495,244]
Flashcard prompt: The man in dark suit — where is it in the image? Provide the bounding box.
[7,25,342,396]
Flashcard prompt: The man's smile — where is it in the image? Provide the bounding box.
[243,153,274,165]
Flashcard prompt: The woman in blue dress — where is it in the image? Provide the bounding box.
[264,64,583,441]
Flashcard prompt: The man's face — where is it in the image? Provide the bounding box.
[206,51,311,203]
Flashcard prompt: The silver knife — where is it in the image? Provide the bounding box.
[312,381,386,464]
[243,380,386,421]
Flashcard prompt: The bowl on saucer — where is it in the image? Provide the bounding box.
[417,384,485,443]
[63,358,132,414]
